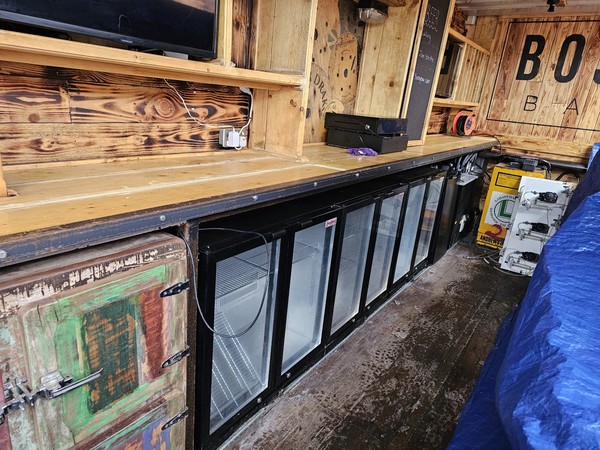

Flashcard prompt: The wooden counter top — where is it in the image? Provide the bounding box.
[0,134,496,266]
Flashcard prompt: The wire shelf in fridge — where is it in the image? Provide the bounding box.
[215,253,269,299]
[210,312,264,433]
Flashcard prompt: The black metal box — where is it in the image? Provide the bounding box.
[325,112,407,135]
[325,128,408,154]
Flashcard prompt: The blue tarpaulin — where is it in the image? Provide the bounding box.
[448,165,600,449]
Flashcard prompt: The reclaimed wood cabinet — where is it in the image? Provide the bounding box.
[0,233,189,449]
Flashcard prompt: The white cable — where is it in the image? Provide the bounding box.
[178,228,271,339]
[164,80,254,150]
[236,87,254,150]
[163,79,235,131]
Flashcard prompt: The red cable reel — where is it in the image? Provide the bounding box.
[452,110,477,136]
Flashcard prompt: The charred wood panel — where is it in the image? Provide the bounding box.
[0,62,250,165]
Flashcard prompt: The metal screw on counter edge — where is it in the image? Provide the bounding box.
[0,249,7,259]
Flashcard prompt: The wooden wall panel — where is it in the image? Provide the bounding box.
[466,16,498,51]
[476,16,600,164]
[453,44,489,103]
[231,0,254,69]
[304,0,365,143]
[355,1,423,118]
[0,62,249,165]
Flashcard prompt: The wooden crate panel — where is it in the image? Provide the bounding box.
[79,390,187,450]
[0,233,188,449]
[355,2,423,118]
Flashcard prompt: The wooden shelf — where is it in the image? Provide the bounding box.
[448,28,491,56]
[433,98,479,108]
[0,30,304,91]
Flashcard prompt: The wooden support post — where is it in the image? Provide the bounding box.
[218,0,234,67]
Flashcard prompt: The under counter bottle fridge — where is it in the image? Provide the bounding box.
[319,189,378,348]
[391,167,446,287]
[195,215,284,449]
[363,182,408,312]
[276,203,341,385]
[194,198,341,448]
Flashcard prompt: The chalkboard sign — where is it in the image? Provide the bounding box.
[405,0,452,143]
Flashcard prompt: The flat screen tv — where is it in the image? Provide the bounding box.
[0,0,218,59]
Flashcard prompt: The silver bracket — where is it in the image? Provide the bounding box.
[0,368,103,425]
[161,408,188,431]
[36,368,103,400]
[161,347,190,369]
[160,281,190,297]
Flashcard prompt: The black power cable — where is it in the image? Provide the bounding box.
[178,228,272,339]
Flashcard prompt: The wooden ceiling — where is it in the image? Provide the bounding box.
[454,0,600,17]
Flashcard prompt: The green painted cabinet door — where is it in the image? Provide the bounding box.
[0,233,188,450]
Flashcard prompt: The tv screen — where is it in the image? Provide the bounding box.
[0,0,218,59]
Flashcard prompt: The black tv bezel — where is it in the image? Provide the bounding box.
[0,2,219,60]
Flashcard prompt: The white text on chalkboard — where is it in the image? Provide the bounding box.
[424,5,440,32]
[414,75,431,84]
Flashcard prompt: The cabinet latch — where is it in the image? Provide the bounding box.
[161,347,190,369]
[160,281,190,297]
[0,368,103,425]
[162,408,188,431]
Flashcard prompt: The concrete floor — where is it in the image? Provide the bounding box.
[224,242,530,450]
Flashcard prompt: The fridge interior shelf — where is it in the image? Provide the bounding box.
[211,312,262,432]
[215,253,269,301]
[292,241,321,264]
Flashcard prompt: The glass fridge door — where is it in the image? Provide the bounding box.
[282,220,336,374]
[210,241,280,434]
[393,182,427,282]
[331,203,375,333]
[414,175,444,267]
[366,191,405,305]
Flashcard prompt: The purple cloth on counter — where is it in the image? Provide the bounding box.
[347,147,377,156]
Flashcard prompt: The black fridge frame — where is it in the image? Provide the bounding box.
[273,205,343,391]
[195,226,287,450]
[361,183,409,316]
[411,171,448,275]
[322,194,379,351]
[387,167,447,290]
[388,176,431,289]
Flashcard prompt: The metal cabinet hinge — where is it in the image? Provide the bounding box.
[161,347,190,369]
[162,408,188,431]
[160,281,190,297]
[0,369,103,425]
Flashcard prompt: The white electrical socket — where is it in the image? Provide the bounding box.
[219,129,247,148]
